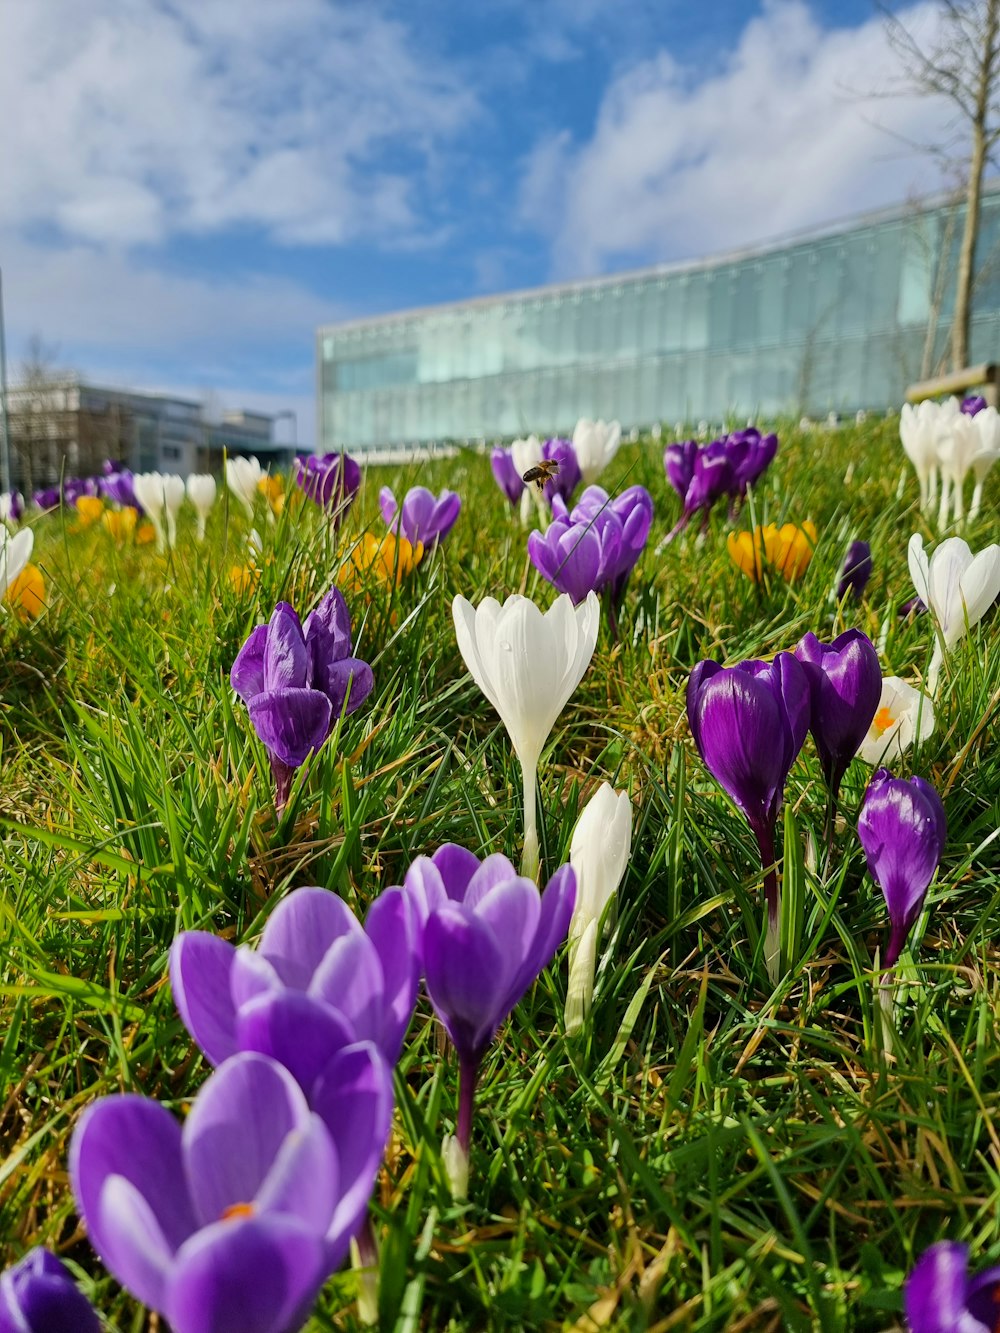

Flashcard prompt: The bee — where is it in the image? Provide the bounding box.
[521,458,559,492]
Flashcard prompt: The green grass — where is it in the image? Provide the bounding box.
[2,416,999,1330]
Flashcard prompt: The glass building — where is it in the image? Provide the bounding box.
[317,184,1000,453]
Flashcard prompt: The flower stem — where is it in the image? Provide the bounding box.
[457,1057,478,1158]
[754,821,781,985]
[520,755,539,879]
[271,756,294,813]
[350,1213,379,1326]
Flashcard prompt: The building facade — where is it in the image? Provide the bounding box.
[317,184,1000,454]
[3,381,290,495]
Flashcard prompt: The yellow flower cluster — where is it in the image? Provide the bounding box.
[727,521,817,583]
[338,532,424,596]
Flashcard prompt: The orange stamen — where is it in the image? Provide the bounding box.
[873,706,894,736]
[220,1202,255,1222]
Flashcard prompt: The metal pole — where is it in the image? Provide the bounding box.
[0,267,11,494]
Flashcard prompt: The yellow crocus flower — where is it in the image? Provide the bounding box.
[728,521,817,583]
[5,563,46,620]
[338,532,424,595]
[102,507,138,542]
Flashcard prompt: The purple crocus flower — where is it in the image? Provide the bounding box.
[528,485,653,626]
[857,768,946,966]
[100,466,140,512]
[540,437,581,505]
[0,1248,100,1332]
[401,845,576,1197]
[905,1241,1000,1332]
[794,630,882,805]
[295,452,361,522]
[836,540,872,602]
[70,1049,392,1333]
[170,885,419,1083]
[490,447,524,506]
[663,440,733,542]
[230,589,374,809]
[379,485,461,547]
[732,430,778,494]
[33,486,61,511]
[664,440,699,502]
[962,394,988,416]
[63,477,100,506]
[527,516,604,605]
[687,654,810,966]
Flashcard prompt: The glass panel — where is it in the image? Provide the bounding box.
[683,274,709,350]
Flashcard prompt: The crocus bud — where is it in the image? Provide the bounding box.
[687,653,810,981]
[0,1248,101,1332]
[225,454,263,520]
[857,769,946,966]
[491,447,523,507]
[565,784,631,1035]
[442,1133,470,1201]
[452,592,599,877]
[186,473,217,542]
[835,540,872,602]
[793,630,882,802]
[904,1241,1000,1333]
[908,533,1000,691]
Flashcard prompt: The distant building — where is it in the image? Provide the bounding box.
[316,182,1000,454]
[3,380,291,494]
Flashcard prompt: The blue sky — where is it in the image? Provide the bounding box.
[0,0,953,447]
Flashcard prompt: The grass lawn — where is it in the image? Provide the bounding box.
[2,416,999,1330]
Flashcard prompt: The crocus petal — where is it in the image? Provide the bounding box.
[262,604,309,692]
[169,933,239,1066]
[319,657,375,717]
[378,487,399,529]
[462,852,523,908]
[234,991,355,1096]
[258,888,361,990]
[183,1054,311,1229]
[251,1113,339,1233]
[363,888,420,1061]
[70,1097,196,1311]
[307,932,385,1046]
[423,906,508,1063]
[431,843,482,901]
[0,1248,101,1333]
[247,688,333,768]
[166,1215,328,1333]
[959,544,1000,630]
[904,1242,977,1333]
[310,1043,394,1268]
[303,588,353,664]
[516,861,576,994]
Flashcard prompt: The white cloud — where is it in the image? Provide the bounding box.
[1,231,330,445]
[0,0,477,248]
[519,0,957,276]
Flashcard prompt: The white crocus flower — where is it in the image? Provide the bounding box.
[0,527,33,605]
[133,473,185,552]
[899,400,941,515]
[969,406,1000,521]
[565,784,632,1036]
[908,533,1000,691]
[572,418,622,486]
[857,676,935,766]
[452,591,600,877]
[225,455,262,520]
[186,473,217,542]
[937,412,981,526]
[511,435,544,525]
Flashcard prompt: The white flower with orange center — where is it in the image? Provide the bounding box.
[857,677,935,766]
